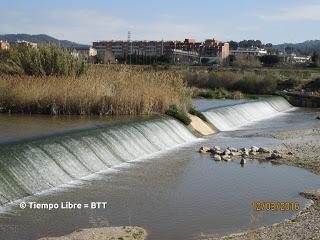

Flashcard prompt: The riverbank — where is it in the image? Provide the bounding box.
[0,65,190,115]
[38,226,146,240]
[205,129,320,240]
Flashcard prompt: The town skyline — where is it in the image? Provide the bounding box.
[1,0,320,45]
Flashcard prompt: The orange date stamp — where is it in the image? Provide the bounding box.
[252,201,300,211]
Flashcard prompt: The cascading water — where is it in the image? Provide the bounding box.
[0,117,196,205]
[202,96,293,131]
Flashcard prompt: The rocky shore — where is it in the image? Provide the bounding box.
[200,129,320,240]
[38,226,146,240]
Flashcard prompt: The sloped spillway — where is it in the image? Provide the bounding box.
[203,96,293,131]
[0,117,196,205]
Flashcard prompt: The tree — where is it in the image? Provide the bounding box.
[312,49,320,67]
[260,55,280,67]
[229,41,239,50]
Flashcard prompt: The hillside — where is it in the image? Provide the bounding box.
[0,34,89,48]
[274,40,320,55]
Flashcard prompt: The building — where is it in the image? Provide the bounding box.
[230,47,267,57]
[71,46,97,59]
[0,41,10,50]
[92,37,229,63]
[14,40,38,49]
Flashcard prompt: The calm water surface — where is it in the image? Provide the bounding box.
[0,100,319,240]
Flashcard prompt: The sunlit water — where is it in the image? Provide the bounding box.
[0,98,319,240]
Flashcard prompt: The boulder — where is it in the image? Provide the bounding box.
[251,146,259,152]
[249,150,257,156]
[231,152,241,157]
[258,147,271,154]
[240,158,247,164]
[316,116,320,120]
[242,151,250,157]
[213,154,222,161]
[222,155,231,162]
[228,147,238,152]
[240,147,248,152]
[199,146,210,154]
[270,153,283,159]
[224,149,231,155]
[213,146,221,152]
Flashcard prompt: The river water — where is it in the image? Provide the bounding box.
[0,98,319,240]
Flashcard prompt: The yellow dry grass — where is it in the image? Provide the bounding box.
[0,65,191,115]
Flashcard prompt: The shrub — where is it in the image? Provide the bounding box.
[305,77,320,90]
[260,55,280,67]
[0,45,87,76]
[232,55,261,68]
[189,107,207,122]
[165,104,191,125]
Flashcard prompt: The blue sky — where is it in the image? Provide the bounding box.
[1,0,320,44]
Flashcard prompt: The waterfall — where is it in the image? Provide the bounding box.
[203,97,293,131]
[0,117,196,205]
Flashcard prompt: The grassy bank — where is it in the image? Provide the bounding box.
[184,67,320,98]
[0,65,191,115]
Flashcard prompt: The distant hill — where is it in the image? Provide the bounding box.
[274,40,320,55]
[0,34,89,49]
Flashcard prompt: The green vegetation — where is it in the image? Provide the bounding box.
[165,104,191,125]
[259,55,280,67]
[188,107,207,122]
[312,49,320,67]
[186,70,279,95]
[232,55,261,68]
[305,77,320,90]
[0,45,87,76]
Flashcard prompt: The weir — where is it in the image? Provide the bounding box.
[0,117,196,205]
[0,97,293,206]
[202,96,293,131]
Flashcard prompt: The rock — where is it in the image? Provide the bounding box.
[224,149,231,155]
[300,189,320,200]
[213,146,221,151]
[199,146,210,154]
[213,154,222,161]
[258,147,271,154]
[240,158,247,164]
[287,151,293,155]
[273,149,279,154]
[228,147,238,152]
[222,155,231,162]
[249,150,257,156]
[242,151,250,157]
[316,116,320,120]
[270,152,283,159]
[251,146,259,152]
[231,151,241,157]
[240,147,248,152]
[215,150,223,155]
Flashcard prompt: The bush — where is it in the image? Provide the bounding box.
[260,55,280,67]
[189,107,207,122]
[0,45,87,76]
[305,77,320,90]
[232,55,261,68]
[165,104,191,125]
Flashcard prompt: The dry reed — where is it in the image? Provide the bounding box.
[0,65,191,115]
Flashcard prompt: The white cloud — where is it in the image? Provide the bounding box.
[260,4,320,21]
[0,9,229,43]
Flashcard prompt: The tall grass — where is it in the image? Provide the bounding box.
[0,45,87,76]
[0,65,191,115]
[185,70,279,94]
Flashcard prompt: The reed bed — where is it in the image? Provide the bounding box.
[0,65,191,115]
